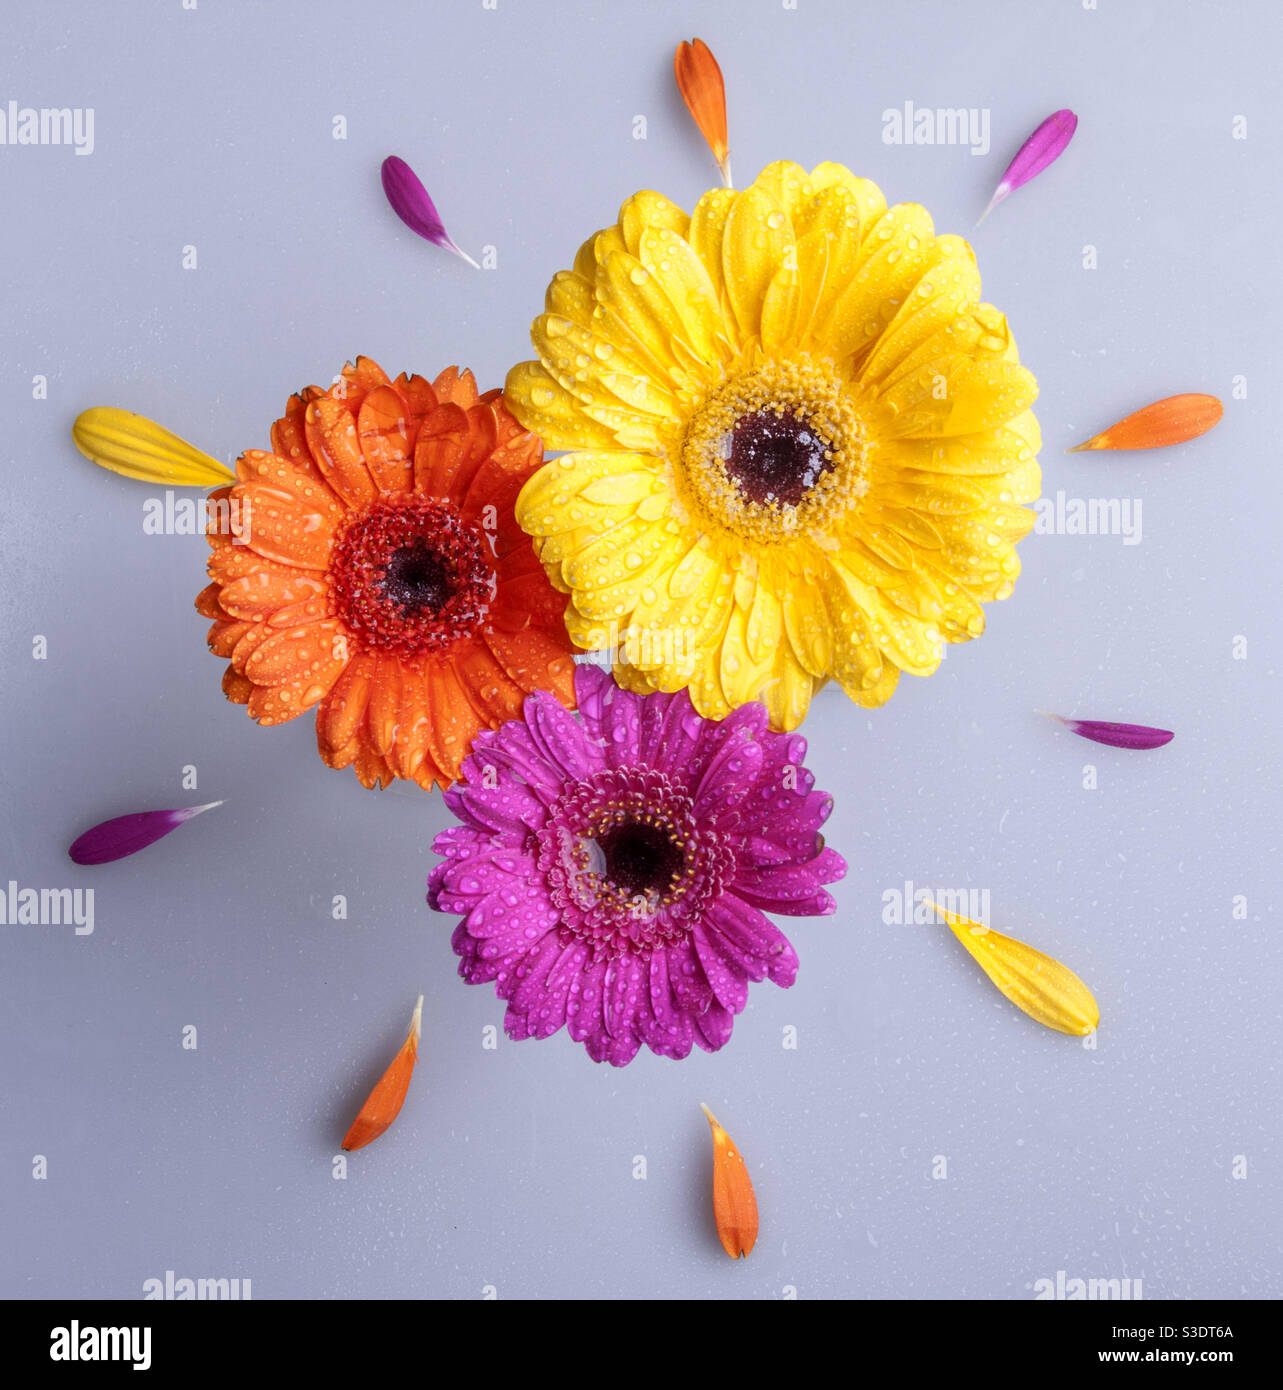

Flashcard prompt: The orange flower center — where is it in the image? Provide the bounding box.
[330,498,495,660]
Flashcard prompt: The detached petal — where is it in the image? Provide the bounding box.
[73,408,233,487]
[934,902,1099,1036]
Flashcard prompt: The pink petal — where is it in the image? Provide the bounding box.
[979,109,1077,223]
[1045,714,1173,751]
[380,156,479,267]
[68,802,223,866]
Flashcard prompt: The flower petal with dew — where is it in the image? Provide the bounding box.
[198,358,578,789]
[69,802,223,866]
[1043,712,1173,750]
[1068,393,1222,452]
[73,408,234,487]
[674,38,731,187]
[931,900,1099,1036]
[427,664,845,1065]
[701,1103,758,1258]
[505,163,1042,732]
[341,996,424,1152]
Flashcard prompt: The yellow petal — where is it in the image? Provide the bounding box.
[932,902,1100,1037]
[722,184,795,343]
[877,412,1041,477]
[637,225,731,368]
[516,451,661,538]
[748,160,811,219]
[759,261,800,356]
[759,649,814,731]
[619,189,691,256]
[72,407,233,487]
[858,235,981,384]
[876,357,1039,439]
[719,600,774,707]
[599,249,692,375]
[562,510,680,597]
[688,186,737,306]
[504,360,619,451]
[793,184,878,347]
[826,556,941,676]
[823,203,937,359]
[532,310,665,407]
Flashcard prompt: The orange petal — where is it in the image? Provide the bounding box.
[700,1104,758,1259]
[484,627,577,701]
[460,434,543,538]
[330,356,392,420]
[493,564,571,632]
[208,617,253,659]
[203,485,237,551]
[1069,393,1222,452]
[414,402,475,498]
[235,449,345,519]
[365,656,402,757]
[305,396,377,510]
[195,582,223,619]
[390,371,440,448]
[351,739,397,789]
[218,568,327,623]
[388,669,435,781]
[423,662,483,784]
[674,38,731,185]
[317,652,376,755]
[243,620,343,688]
[269,394,320,480]
[358,385,416,493]
[432,366,480,408]
[452,639,526,727]
[341,996,423,1152]
[232,484,336,570]
[229,620,275,673]
[221,666,252,704]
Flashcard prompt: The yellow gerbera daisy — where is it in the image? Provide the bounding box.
[505,161,1041,731]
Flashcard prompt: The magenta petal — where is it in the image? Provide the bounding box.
[68,802,222,866]
[1048,714,1174,750]
[380,155,479,267]
[980,108,1077,222]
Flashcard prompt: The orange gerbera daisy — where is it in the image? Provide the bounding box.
[196,357,578,789]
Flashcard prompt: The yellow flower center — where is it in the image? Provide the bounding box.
[678,356,868,545]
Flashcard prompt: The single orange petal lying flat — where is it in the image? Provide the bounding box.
[674,38,731,187]
[341,995,423,1152]
[700,1103,758,1259]
[1069,393,1223,452]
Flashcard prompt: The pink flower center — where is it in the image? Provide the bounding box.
[537,767,734,961]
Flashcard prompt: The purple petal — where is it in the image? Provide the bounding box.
[693,925,750,1014]
[979,109,1077,222]
[380,155,479,268]
[522,688,601,782]
[1046,713,1174,751]
[68,802,222,866]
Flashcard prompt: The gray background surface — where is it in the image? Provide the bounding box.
[2,0,1280,1300]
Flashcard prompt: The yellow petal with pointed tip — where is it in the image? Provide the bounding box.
[72,407,233,487]
[933,902,1099,1036]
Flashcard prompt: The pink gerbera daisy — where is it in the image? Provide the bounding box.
[427,664,845,1065]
